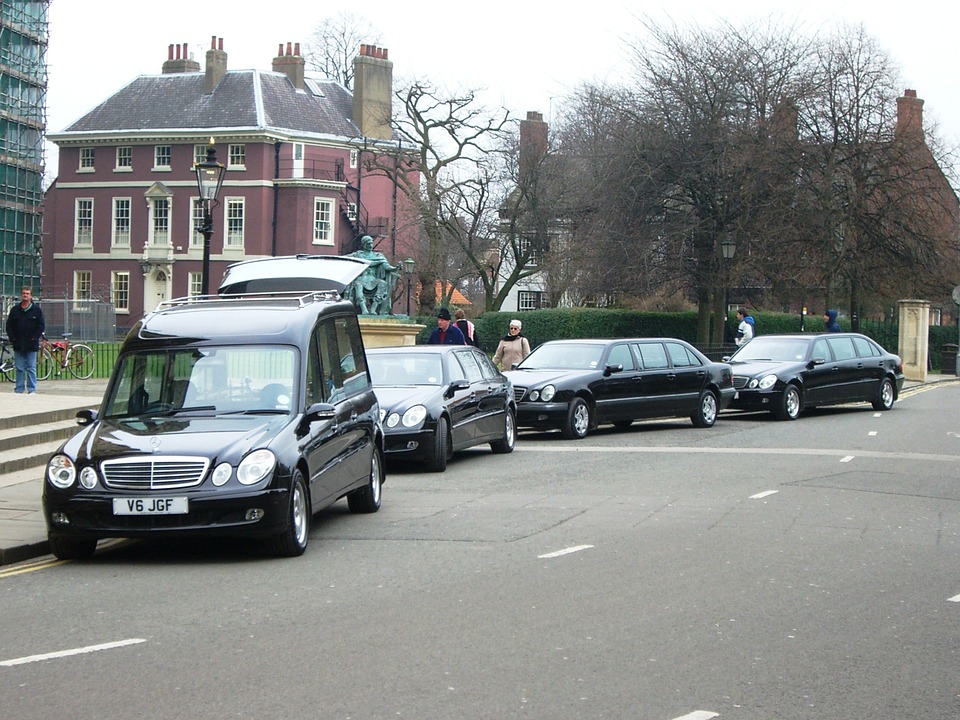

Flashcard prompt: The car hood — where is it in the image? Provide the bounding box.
[59,415,291,465]
[728,359,803,378]
[373,386,440,411]
[503,368,587,387]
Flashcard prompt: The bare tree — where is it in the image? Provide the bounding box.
[303,12,381,89]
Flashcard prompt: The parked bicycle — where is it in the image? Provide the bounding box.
[41,333,96,380]
[0,335,15,380]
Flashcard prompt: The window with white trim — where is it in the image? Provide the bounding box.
[111,271,130,312]
[188,272,202,298]
[75,198,93,246]
[150,198,170,245]
[519,234,541,267]
[194,144,207,167]
[74,271,92,307]
[313,198,334,245]
[347,202,357,221]
[112,197,131,247]
[115,146,132,170]
[191,198,205,247]
[153,145,171,170]
[225,198,244,248]
[228,144,245,169]
[349,148,358,168]
[79,147,94,171]
[518,291,548,311]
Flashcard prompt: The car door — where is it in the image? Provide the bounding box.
[852,335,885,401]
[633,341,673,417]
[802,337,839,405]
[825,336,861,402]
[446,351,479,448]
[591,342,641,422]
[664,341,706,414]
[472,350,510,442]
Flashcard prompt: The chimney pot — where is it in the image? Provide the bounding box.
[294,42,300,56]
[168,44,174,60]
[210,35,216,50]
[286,41,292,56]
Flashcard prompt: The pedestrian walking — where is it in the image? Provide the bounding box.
[5,286,45,394]
[823,309,842,332]
[427,307,466,345]
[735,308,755,347]
[493,319,530,370]
[454,308,480,347]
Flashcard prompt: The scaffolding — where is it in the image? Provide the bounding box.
[0,0,48,302]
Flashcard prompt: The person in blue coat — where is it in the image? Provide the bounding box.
[823,309,842,332]
[427,307,465,345]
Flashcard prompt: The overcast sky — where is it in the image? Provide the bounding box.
[45,1,960,175]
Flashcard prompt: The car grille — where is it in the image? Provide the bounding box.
[513,386,527,403]
[101,456,210,490]
[733,376,750,389]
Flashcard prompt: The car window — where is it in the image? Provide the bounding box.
[733,337,810,362]
[368,353,444,386]
[520,343,605,370]
[827,337,857,361]
[446,355,466,382]
[666,342,701,368]
[853,336,880,358]
[607,344,635,370]
[636,342,669,370]
[474,351,502,380]
[317,316,370,403]
[811,338,831,361]
[454,351,484,383]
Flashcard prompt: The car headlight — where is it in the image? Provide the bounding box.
[539,385,556,402]
[386,412,400,428]
[758,374,778,390]
[401,405,428,428]
[47,454,76,489]
[79,466,98,489]
[237,449,276,486]
[211,462,232,486]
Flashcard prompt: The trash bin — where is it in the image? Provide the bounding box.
[941,344,958,375]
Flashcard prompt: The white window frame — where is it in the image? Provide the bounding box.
[188,272,203,298]
[111,197,131,247]
[312,198,334,245]
[518,290,548,311]
[149,197,170,246]
[347,202,357,221]
[349,148,358,169]
[191,198,205,248]
[228,144,246,169]
[115,146,132,171]
[75,198,93,247]
[519,234,541,267]
[224,197,244,248]
[73,270,92,311]
[153,144,171,170]
[111,271,130,313]
[79,147,95,171]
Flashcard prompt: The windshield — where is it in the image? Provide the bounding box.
[518,343,606,370]
[731,337,811,362]
[104,346,297,419]
[368,353,444,386]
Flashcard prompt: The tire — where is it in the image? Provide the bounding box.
[872,377,895,411]
[272,470,309,557]
[774,384,802,421]
[67,344,95,379]
[348,446,383,513]
[691,389,719,428]
[490,409,516,454]
[49,535,97,560]
[426,417,449,472]
[37,348,55,381]
[561,398,591,439]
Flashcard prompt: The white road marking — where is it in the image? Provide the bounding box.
[538,545,594,559]
[672,712,719,720]
[840,456,855,463]
[750,490,778,499]
[514,446,959,463]
[0,638,146,667]
[948,594,960,603]
[868,431,878,436]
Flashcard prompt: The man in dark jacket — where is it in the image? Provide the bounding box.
[5,286,45,393]
[823,309,842,332]
[426,307,465,345]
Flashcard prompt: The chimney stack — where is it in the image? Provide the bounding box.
[272,41,305,91]
[204,36,227,94]
[162,42,200,74]
[353,44,393,141]
[896,88,924,139]
[520,111,548,179]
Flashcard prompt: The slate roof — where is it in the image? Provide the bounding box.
[58,70,362,141]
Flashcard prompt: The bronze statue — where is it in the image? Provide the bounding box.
[345,235,400,315]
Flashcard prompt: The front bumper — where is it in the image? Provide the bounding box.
[727,387,780,412]
[42,485,291,541]
[515,401,569,430]
[382,427,436,459]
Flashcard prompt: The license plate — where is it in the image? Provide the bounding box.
[113,497,188,515]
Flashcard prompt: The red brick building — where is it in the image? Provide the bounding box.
[44,38,417,332]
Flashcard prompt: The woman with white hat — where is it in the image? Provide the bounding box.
[493,319,530,370]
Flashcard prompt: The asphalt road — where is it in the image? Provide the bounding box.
[1,384,958,720]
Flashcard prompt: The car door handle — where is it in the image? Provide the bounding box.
[350,412,358,421]
[666,373,676,381]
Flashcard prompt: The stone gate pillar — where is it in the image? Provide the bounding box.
[898,299,930,382]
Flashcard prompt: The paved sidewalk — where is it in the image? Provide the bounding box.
[0,375,956,566]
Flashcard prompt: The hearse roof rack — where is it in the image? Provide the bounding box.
[155,290,343,312]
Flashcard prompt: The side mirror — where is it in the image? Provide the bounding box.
[76,408,98,426]
[444,379,470,399]
[721,356,731,362]
[810,357,826,367]
[304,402,336,423]
[603,363,624,377]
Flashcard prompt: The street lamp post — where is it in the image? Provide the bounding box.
[194,139,226,296]
[403,257,416,316]
[721,232,737,345]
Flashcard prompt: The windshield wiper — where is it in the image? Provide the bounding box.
[152,405,218,416]
[220,408,289,415]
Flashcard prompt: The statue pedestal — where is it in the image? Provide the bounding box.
[359,317,425,348]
